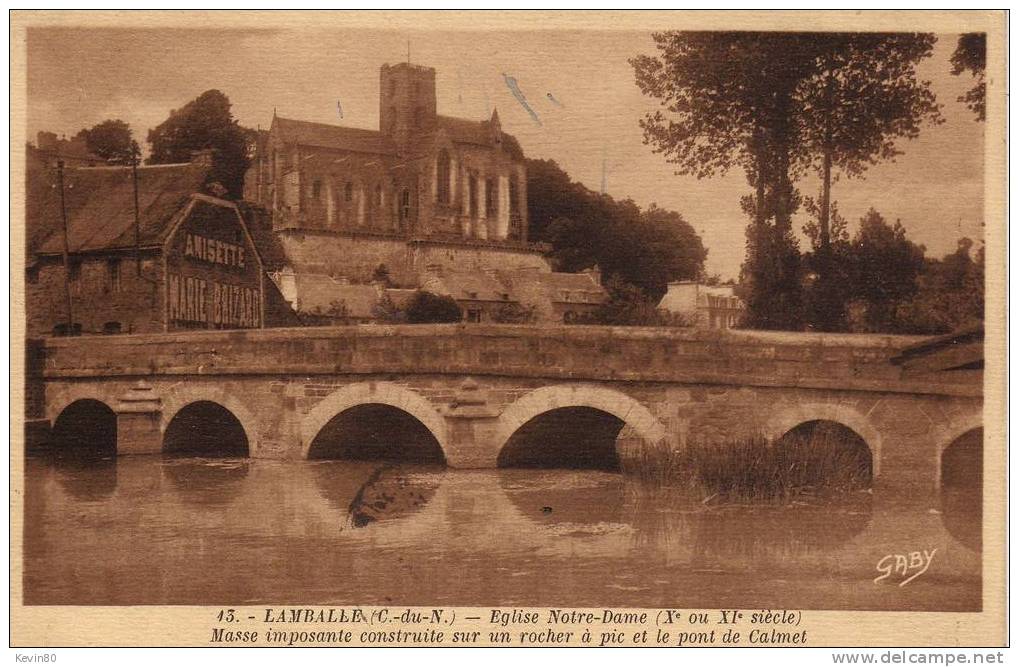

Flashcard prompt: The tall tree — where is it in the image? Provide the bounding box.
[632,32,819,330]
[797,34,941,330]
[75,119,140,165]
[147,89,250,198]
[951,33,986,121]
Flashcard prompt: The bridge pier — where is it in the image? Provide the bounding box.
[441,379,501,468]
[113,381,163,456]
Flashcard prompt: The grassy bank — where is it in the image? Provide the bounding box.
[622,423,872,502]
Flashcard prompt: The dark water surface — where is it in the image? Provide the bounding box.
[23,456,981,610]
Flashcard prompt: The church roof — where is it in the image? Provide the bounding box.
[32,161,212,256]
[273,116,395,155]
[436,115,524,159]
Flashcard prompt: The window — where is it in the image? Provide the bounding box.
[374,183,383,207]
[68,259,81,294]
[107,258,121,293]
[399,188,411,223]
[468,174,478,217]
[485,177,498,218]
[345,182,353,202]
[510,175,520,215]
[414,106,424,128]
[436,150,451,205]
[466,309,482,323]
[312,179,322,201]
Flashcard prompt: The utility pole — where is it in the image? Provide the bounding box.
[132,147,142,276]
[56,159,74,334]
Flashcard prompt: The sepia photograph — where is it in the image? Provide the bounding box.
[9,10,1006,649]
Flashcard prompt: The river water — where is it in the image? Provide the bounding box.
[22,456,981,610]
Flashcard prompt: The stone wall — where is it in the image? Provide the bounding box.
[26,253,164,337]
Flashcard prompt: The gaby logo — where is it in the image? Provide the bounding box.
[874,549,938,587]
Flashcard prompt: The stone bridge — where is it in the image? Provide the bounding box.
[30,324,982,494]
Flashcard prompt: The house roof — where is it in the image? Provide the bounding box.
[32,161,212,255]
[499,270,606,305]
[292,275,381,319]
[427,270,516,303]
[273,116,395,155]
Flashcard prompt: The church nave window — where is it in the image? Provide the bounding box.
[436,150,451,205]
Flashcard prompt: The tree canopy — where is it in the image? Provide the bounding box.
[146,89,251,198]
[632,31,943,331]
[526,158,706,300]
[74,119,139,165]
[951,33,987,121]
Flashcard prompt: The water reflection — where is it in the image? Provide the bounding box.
[47,453,119,502]
[345,465,442,527]
[22,457,981,610]
[161,457,250,506]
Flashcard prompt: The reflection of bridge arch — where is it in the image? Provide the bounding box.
[300,382,448,459]
[763,402,882,476]
[494,384,667,455]
[161,386,259,454]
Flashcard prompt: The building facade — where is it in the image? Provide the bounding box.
[27,159,271,337]
[244,62,551,286]
[658,281,745,329]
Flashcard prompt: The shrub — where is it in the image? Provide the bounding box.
[403,291,463,323]
[623,425,872,502]
[492,302,536,324]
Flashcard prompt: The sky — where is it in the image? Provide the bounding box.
[25,27,985,279]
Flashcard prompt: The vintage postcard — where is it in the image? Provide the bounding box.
[9,10,1007,649]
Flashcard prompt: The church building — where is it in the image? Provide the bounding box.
[244,62,552,287]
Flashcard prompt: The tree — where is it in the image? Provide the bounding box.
[845,209,926,332]
[75,119,140,165]
[527,158,706,299]
[147,89,250,198]
[802,198,853,330]
[403,291,463,323]
[586,276,691,327]
[797,34,940,330]
[632,32,820,330]
[896,238,984,334]
[951,33,986,121]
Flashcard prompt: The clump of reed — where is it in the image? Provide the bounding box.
[622,425,872,503]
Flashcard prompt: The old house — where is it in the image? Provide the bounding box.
[658,281,744,329]
[26,157,280,336]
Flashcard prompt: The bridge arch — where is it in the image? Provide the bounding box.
[49,398,118,458]
[936,412,983,487]
[46,385,117,426]
[494,384,668,467]
[160,386,259,454]
[300,382,448,459]
[763,402,883,476]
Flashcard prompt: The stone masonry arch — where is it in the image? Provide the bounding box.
[763,401,884,476]
[494,383,668,457]
[934,411,984,487]
[46,384,119,426]
[160,384,260,455]
[300,381,449,459]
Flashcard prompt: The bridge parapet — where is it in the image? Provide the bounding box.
[36,324,979,397]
